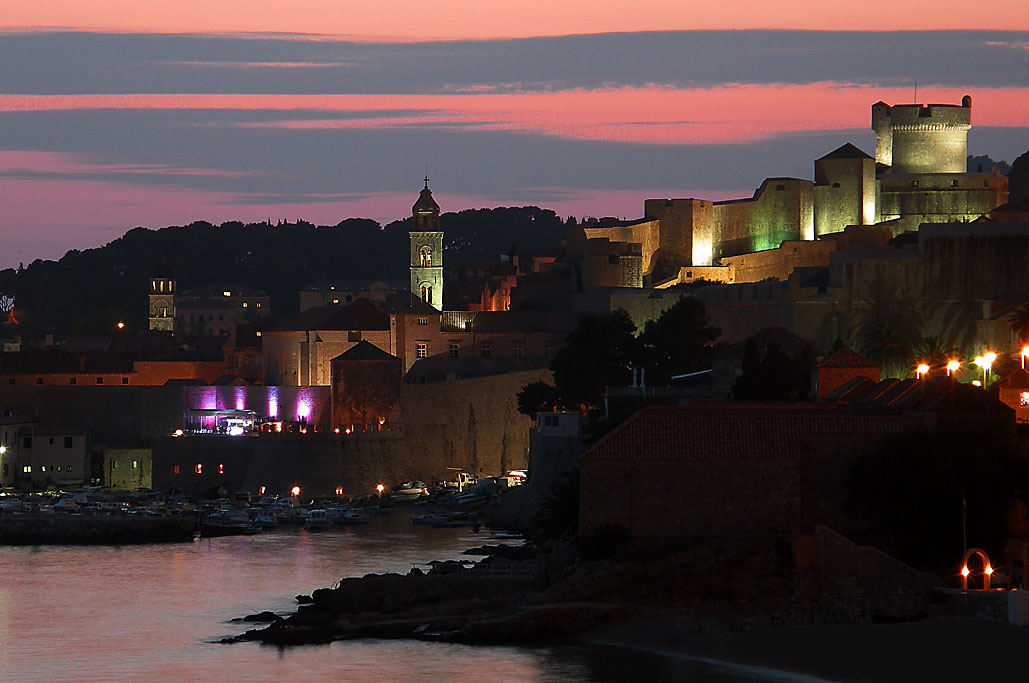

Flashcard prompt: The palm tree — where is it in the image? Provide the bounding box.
[860,320,916,378]
[1009,295,1029,344]
[912,335,955,371]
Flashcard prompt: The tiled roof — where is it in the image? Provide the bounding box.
[583,403,921,463]
[819,347,879,369]
[816,143,873,161]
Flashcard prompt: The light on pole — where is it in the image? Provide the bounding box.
[916,363,930,379]
[946,360,960,377]
[1021,346,1029,370]
[973,352,996,389]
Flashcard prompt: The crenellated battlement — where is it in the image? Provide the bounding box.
[872,96,972,174]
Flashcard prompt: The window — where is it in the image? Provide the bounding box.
[35,377,43,385]
[950,179,958,187]
[96,377,104,385]
[131,460,138,469]
[911,180,919,187]
[545,344,556,358]
[64,436,73,448]
[69,377,77,385]
[112,460,119,470]
[48,438,54,445]
[40,466,45,473]
[417,317,428,326]
[449,342,460,358]
[332,299,339,304]
[122,377,129,385]
[776,184,786,191]
[56,465,61,472]
[23,436,31,449]
[420,248,432,267]
[7,378,13,385]
[223,290,232,297]
[66,465,72,472]
[1020,391,1029,407]
[242,302,248,308]
[172,465,180,475]
[256,302,262,308]
[831,182,840,188]
[23,466,31,473]
[217,463,224,475]
[480,342,492,359]
[219,314,224,321]
[421,285,432,303]
[416,342,428,358]
[194,463,202,474]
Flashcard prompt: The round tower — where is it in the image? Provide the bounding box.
[409,178,443,310]
[149,262,176,332]
[871,96,972,174]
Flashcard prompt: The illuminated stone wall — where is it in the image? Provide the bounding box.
[582,238,643,287]
[643,199,712,269]
[105,447,152,490]
[813,153,877,235]
[261,329,395,386]
[712,178,815,258]
[719,239,836,283]
[878,172,1007,223]
[872,98,972,174]
[581,219,660,276]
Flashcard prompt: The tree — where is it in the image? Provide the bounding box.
[1009,149,1029,203]
[911,335,955,369]
[1009,294,1029,345]
[847,417,1027,572]
[550,309,641,411]
[859,319,919,378]
[637,295,719,384]
[516,381,560,417]
[732,339,813,401]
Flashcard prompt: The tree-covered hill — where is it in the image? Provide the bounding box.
[0,206,567,341]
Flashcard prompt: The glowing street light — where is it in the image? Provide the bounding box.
[291,486,301,497]
[916,363,930,379]
[375,483,385,495]
[946,360,960,377]
[1021,345,1029,370]
[973,352,996,388]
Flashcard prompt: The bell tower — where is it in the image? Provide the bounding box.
[409,178,443,310]
[149,262,176,332]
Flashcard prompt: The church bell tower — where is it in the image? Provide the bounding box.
[148,262,176,332]
[409,178,443,310]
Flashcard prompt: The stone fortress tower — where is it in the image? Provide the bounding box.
[872,95,972,174]
[148,263,176,332]
[409,178,443,310]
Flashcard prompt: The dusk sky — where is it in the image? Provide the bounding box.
[1,2,1028,269]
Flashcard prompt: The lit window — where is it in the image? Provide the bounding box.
[66,465,72,472]
[332,299,339,304]
[194,463,202,474]
[449,342,460,358]
[242,302,248,308]
[256,331,262,337]
[111,461,118,470]
[1021,391,1029,407]
[223,291,231,297]
[416,342,428,359]
[132,460,138,469]
[417,317,428,325]
[218,463,224,475]
[56,466,61,472]
[23,466,31,473]
[256,302,262,308]
[172,465,180,475]
[40,465,45,473]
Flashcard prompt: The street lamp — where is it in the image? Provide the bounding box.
[1021,345,1029,370]
[946,360,960,377]
[973,352,996,389]
[916,363,930,379]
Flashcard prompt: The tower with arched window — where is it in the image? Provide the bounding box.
[148,262,176,332]
[409,178,443,310]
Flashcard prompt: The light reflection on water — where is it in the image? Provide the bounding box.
[0,512,763,682]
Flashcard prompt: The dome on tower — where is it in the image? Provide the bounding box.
[412,178,440,214]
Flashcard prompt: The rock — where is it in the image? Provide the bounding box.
[242,610,281,623]
[295,594,313,604]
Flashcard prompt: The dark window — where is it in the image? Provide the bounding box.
[112,460,119,470]
[831,182,840,188]
[23,436,31,449]
[64,436,73,448]
[514,345,524,358]
[776,184,786,191]
[35,378,43,385]
[48,437,54,446]
[122,377,129,385]
[96,377,103,385]
[480,342,492,359]
[449,343,460,358]
[69,377,77,385]
[7,378,13,385]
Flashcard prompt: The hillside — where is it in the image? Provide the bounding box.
[0,207,568,341]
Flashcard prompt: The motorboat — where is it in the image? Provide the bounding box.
[391,481,428,499]
[304,509,333,531]
[254,511,279,528]
[199,517,261,537]
[338,508,371,525]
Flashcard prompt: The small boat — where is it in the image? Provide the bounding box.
[199,518,262,537]
[392,481,428,500]
[337,508,371,525]
[254,512,279,529]
[304,509,333,531]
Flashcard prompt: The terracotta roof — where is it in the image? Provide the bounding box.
[818,347,879,369]
[583,403,921,463]
[412,183,440,214]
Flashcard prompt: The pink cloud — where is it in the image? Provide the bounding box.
[0,149,257,178]
[2,1,1027,37]
[4,85,1026,145]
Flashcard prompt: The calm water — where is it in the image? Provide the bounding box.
[0,512,771,682]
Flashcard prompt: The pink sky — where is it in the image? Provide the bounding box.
[4,0,1028,37]
[3,85,1027,146]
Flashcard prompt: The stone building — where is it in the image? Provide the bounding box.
[576,97,1007,289]
[410,178,444,311]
